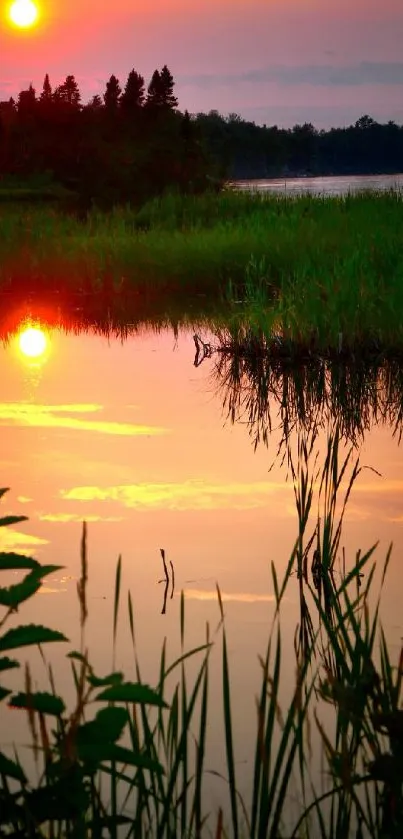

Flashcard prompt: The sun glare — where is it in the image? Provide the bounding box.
[8,0,39,28]
[18,327,47,358]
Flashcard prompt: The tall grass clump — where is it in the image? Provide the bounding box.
[1,423,403,837]
[0,495,222,837]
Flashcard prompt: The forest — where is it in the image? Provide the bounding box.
[1,67,403,207]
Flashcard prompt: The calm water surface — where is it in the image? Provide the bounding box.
[1,325,403,808]
[236,172,403,195]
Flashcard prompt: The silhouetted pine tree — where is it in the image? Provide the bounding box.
[146,70,163,109]
[103,75,121,113]
[39,74,52,102]
[54,75,81,107]
[87,94,103,111]
[17,85,36,116]
[0,98,16,128]
[146,66,178,110]
[160,65,178,109]
[121,70,145,116]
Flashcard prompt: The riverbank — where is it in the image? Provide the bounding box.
[1,189,403,350]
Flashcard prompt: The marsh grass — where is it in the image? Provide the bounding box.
[1,190,403,350]
[0,426,402,837]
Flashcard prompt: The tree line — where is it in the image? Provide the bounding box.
[197,111,403,180]
[1,68,403,207]
[0,68,214,207]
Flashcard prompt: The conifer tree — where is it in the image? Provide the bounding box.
[87,94,103,111]
[121,70,145,115]
[54,75,81,107]
[146,70,163,109]
[103,75,121,113]
[40,74,52,102]
[146,66,178,110]
[159,65,178,109]
[17,84,36,115]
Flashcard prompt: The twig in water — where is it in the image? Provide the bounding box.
[158,549,175,614]
[170,560,175,600]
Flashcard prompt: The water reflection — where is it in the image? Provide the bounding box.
[158,548,175,615]
[195,329,403,451]
[0,288,222,346]
[1,310,403,831]
[18,325,48,361]
[192,327,403,672]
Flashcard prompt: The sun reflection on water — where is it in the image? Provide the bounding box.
[10,322,52,398]
[16,324,49,365]
[18,326,47,358]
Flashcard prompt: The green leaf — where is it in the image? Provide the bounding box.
[76,707,128,747]
[95,681,167,707]
[0,565,64,607]
[0,789,25,824]
[26,775,90,822]
[35,565,64,578]
[0,552,39,571]
[87,671,123,688]
[68,650,90,664]
[0,687,11,701]
[0,624,68,652]
[78,741,164,772]
[9,691,65,716]
[94,706,128,738]
[0,516,28,527]
[0,750,27,783]
[0,574,42,608]
[0,656,19,672]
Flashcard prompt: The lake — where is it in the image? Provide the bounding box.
[235,172,403,195]
[1,177,403,832]
[1,317,403,827]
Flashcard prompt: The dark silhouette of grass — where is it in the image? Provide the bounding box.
[1,425,402,837]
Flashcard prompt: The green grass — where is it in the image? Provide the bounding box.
[1,427,403,837]
[1,189,403,350]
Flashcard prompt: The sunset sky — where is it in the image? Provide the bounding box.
[1,0,403,128]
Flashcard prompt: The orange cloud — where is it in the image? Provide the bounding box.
[0,528,48,554]
[0,403,167,437]
[61,479,290,511]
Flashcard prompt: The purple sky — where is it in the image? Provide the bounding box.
[1,0,403,128]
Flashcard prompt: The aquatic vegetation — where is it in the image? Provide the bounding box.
[1,428,402,837]
[1,189,403,352]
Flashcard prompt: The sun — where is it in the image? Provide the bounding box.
[8,0,39,28]
[18,327,47,358]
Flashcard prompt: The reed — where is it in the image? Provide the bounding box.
[0,424,402,837]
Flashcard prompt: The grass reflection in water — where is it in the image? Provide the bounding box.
[0,419,402,838]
